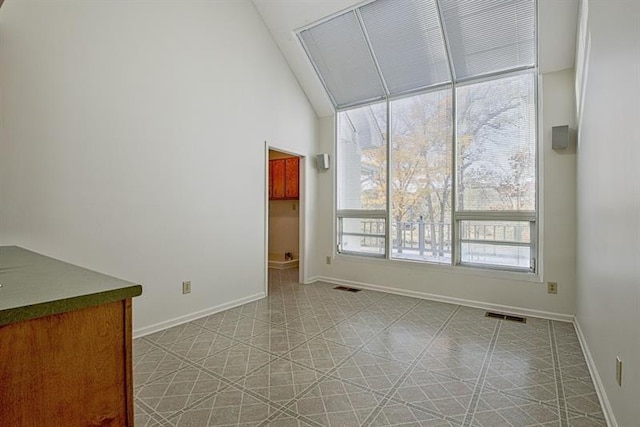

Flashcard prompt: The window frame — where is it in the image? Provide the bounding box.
[336,210,387,258]
[334,70,540,276]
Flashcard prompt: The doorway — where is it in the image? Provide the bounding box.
[265,146,304,294]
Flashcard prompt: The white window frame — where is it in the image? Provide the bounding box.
[336,210,387,258]
[334,71,539,275]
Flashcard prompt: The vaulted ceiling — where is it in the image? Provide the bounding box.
[252,0,579,117]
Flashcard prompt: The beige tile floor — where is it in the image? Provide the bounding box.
[133,268,606,426]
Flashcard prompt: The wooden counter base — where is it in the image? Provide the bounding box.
[0,299,134,426]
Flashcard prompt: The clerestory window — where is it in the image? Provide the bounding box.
[300,0,538,273]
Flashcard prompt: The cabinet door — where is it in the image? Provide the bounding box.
[269,161,274,199]
[285,157,299,199]
[271,159,286,199]
[0,300,133,426]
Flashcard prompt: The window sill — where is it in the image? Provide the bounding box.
[334,253,543,283]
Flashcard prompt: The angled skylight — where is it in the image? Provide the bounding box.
[299,11,385,108]
[298,0,537,110]
[359,0,451,95]
[439,0,536,80]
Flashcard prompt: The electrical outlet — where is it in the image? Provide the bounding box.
[547,282,558,294]
[326,256,332,265]
[182,280,191,294]
[616,357,623,386]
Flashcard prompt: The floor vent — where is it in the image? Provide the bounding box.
[334,286,362,293]
[485,311,506,320]
[485,312,527,323]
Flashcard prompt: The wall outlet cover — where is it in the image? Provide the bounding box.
[182,281,191,294]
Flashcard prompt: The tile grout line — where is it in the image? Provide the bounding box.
[360,305,463,426]
[460,318,502,427]
[424,364,604,421]
[256,298,429,425]
[134,397,176,426]
[255,298,420,427]
[135,280,607,426]
[140,337,290,425]
[137,337,243,390]
[550,320,570,427]
[140,292,385,385]
[196,288,387,358]
[477,378,603,420]
[138,290,395,425]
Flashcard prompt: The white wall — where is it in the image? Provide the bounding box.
[312,68,578,319]
[0,0,319,333]
[269,200,299,259]
[575,1,640,425]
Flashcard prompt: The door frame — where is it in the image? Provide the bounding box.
[264,142,306,296]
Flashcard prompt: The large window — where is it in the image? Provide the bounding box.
[390,88,453,264]
[337,102,387,257]
[303,0,538,272]
[455,72,537,270]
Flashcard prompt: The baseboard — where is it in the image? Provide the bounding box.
[267,259,299,270]
[312,276,574,323]
[303,275,321,285]
[133,292,266,339]
[574,319,617,427]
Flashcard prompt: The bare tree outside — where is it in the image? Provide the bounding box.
[337,72,535,265]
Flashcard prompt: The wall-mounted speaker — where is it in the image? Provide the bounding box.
[552,125,569,150]
[317,154,330,171]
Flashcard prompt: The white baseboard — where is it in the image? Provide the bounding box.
[303,275,321,285]
[133,292,266,339]
[574,319,617,427]
[312,276,574,323]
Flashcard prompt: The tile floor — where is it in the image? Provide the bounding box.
[133,268,606,426]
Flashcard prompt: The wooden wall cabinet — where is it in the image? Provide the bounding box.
[269,157,299,200]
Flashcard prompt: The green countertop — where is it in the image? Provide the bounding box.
[0,246,142,326]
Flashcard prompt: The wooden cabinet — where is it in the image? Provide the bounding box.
[269,157,299,200]
[0,299,135,426]
[0,246,141,426]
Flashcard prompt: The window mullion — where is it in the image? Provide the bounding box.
[435,0,457,81]
[385,97,391,260]
[354,9,390,97]
[451,81,458,266]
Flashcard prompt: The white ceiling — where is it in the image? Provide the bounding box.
[252,0,579,118]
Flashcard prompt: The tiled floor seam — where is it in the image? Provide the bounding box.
[135,394,184,426]
[137,336,244,389]
[252,298,429,424]
[139,294,405,425]
[425,365,607,423]
[361,305,463,427]
[135,278,605,426]
[196,290,388,356]
[460,319,502,427]
[139,336,291,415]
[478,379,605,421]
[328,370,463,424]
[550,320,570,427]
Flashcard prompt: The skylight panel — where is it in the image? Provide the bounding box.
[439,0,536,80]
[359,0,451,95]
[299,11,386,108]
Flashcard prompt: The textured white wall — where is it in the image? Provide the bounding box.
[0,0,319,332]
[575,1,640,425]
[312,68,578,318]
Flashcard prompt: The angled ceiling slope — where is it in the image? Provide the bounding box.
[254,0,578,118]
